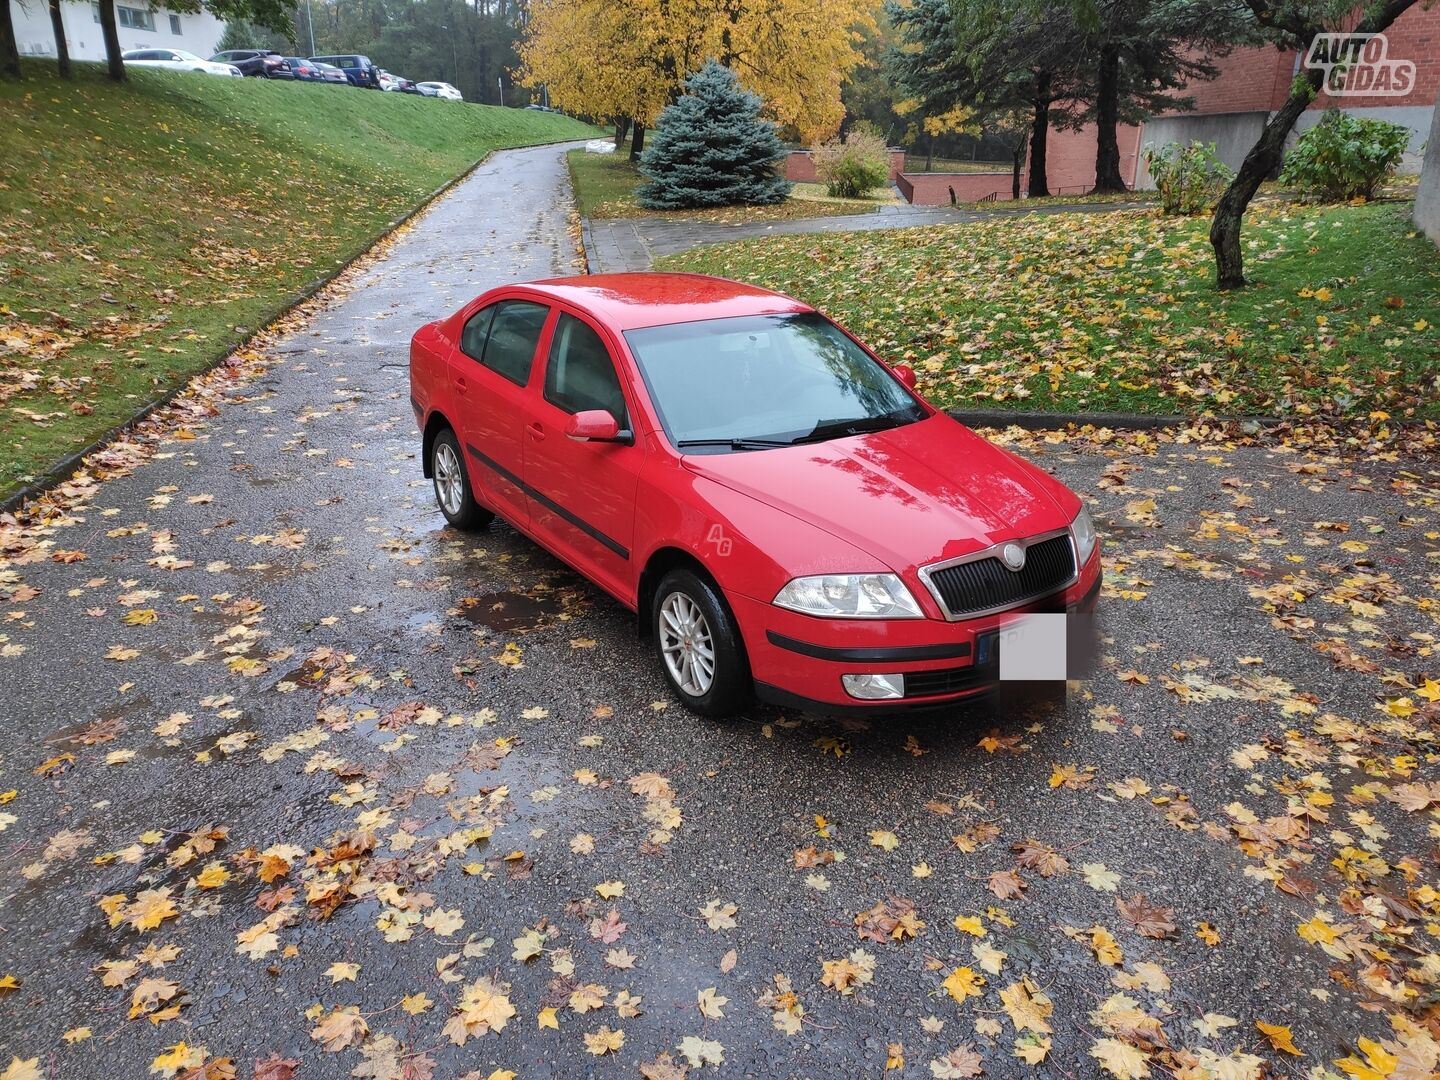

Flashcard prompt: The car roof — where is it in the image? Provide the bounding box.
[514,273,809,332]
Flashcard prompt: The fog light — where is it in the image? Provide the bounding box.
[842,673,905,700]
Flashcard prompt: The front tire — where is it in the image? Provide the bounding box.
[652,568,749,719]
[430,427,493,531]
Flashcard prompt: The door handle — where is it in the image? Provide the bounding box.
[527,422,546,442]
[454,376,467,395]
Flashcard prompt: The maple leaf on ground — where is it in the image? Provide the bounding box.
[1089,926,1124,967]
[1012,839,1068,877]
[1116,895,1177,939]
[929,1043,983,1078]
[151,1042,206,1077]
[987,871,1025,900]
[589,909,627,944]
[697,987,728,1018]
[629,773,675,801]
[310,1007,368,1052]
[1256,1021,1301,1056]
[1090,1037,1150,1079]
[999,978,1053,1034]
[0,1060,40,1080]
[677,1036,724,1068]
[639,1052,689,1080]
[584,1026,625,1056]
[941,966,986,1004]
[821,949,876,995]
[699,899,737,930]
[1082,863,1121,892]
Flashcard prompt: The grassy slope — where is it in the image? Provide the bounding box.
[0,62,596,498]
[566,148,882,223]
[660,201,1440,420]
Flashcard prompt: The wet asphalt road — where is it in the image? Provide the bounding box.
[2,142,1439,1080]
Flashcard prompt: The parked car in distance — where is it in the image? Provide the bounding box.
[283,57,326,81]
[309,54,381,88]
[409,273,1101,718]
[416,81,463,101]
[376,68,399,91]
[310,61,349,85]
[395,77,420,94]
[122,48,243,76]
[209,49,293,78]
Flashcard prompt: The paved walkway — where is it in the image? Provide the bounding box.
[585,199,1154,272]
[0,143,1432,1078]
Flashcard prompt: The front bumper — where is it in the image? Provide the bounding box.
[732,548,1101,715]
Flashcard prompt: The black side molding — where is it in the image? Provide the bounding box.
[765,631,972,664]
[465,442,629,560]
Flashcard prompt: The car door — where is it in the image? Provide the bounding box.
[448,298,551,528]
[523,309,643,600]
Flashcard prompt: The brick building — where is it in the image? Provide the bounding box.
[898,4,1438,204]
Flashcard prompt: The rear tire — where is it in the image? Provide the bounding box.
[430,427,493,531]
[652,568,749,719]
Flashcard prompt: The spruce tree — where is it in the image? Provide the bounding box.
[637,61,791,210]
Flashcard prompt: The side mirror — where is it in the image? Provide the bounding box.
[565,409,630,443]
[892,363,917,390]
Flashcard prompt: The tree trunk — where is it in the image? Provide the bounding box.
[925,136,933,172]
[1011,139,1024,201]
[629,122,644,161]
[97,0,124,81]
[614,117,630,150]
[1209,76,1317,289]
[1027,73,1051,198]
[48,0,70,76]
[0,0,21,79]
[1091,43,1125,193]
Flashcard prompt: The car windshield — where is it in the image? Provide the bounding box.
[624,312,924,453]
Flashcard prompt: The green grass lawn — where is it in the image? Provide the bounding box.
[0,62,597,499]
[658,200,1440,420]
[567,149,881,223]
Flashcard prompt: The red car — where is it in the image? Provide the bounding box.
[409,273,1100,717]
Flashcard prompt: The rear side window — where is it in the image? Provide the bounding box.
[459,305,494,362]
[475,300,548,386]
[544,313,627,426]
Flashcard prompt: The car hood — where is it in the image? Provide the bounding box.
[680,414,1076,574]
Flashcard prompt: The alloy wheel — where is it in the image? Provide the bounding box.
[434,442,464,517]
[658,591,715,697]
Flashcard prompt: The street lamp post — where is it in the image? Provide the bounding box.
[305,0,316,55]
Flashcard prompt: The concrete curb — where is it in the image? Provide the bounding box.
[1,136,591,518]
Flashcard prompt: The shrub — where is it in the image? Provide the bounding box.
[636,61,791,210]
[1145,141,1234,216]
[811,123,890,199]
[1278,110,1410,202]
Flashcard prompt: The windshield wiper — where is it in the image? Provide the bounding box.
[788,414,914,446]
[675,437,795,451]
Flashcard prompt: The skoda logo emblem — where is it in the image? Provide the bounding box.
[1001,543,1026,572]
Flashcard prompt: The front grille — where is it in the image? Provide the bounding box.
[925,534,1076,619]
[904,662,997,699]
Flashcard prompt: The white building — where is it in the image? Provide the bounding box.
[9,0,227,63]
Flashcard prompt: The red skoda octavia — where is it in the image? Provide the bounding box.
[409,273,1100,717]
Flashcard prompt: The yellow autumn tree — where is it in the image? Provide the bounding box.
[518,0,878,142]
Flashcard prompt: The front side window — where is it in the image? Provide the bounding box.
[624,312,923,453]
[544,314,627,426]
[477,300,548,387]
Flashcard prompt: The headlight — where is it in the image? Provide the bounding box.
[1071,504,1097,565]
[773,573,923,619]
